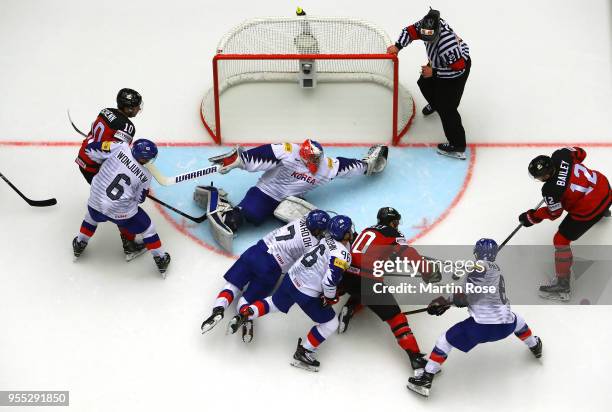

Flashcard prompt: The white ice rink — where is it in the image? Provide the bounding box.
[1,0,611,411]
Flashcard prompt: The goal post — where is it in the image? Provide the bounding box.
[200,16,415,145]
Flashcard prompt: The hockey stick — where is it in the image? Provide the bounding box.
[498,199,546,251]
[0,172,57,207]
[67,109,88,137]
[147,194,207,223]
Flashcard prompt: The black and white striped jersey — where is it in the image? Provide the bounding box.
[396,18,470,79]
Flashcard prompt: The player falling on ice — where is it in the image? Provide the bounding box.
[72,139,171,277]
[225,215,355,372]
[195,140,387,251]
[74,88,146,261]
[337,207,442,374]
[200,209,331,342]
[520,147,611,301]
[406,238,542,397]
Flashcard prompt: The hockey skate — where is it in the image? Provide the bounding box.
[436,143,466,160]
[337,303,356,334]
[407,371,434,397]
[538,277,571,302]
[422,104,435,116]
[241,320,254,343]
[201,306,224,334]
[121,234,146,262]
[530,336,543,359]
[226,312,250,336]
[154,252,171,278]
[72,237,88,261]
[408,352,428,376]
[290,338,320,372]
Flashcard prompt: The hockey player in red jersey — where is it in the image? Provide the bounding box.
[520,147,611,300]
[74,88,145,261]
[337,207,442,374]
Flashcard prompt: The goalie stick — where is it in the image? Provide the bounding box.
[0,172,57,207]
[144,162,220,186]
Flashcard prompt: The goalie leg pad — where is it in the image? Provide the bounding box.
[274,196,318,223]
[362,145,389,175]
[195,185,236,252]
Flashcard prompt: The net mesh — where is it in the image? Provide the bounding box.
[201,17,414,143]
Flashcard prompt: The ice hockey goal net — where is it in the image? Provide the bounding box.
[200,16,415,145]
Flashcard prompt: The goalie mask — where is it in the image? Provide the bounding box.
[420,8,441,42]
[299,139,324,174]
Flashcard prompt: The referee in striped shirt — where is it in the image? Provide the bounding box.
[388,9,471,160]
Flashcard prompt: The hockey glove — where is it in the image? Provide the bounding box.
[427,296,451,316]
[518,209,542,227]
[452,292,468,308]
[320,295,340,308]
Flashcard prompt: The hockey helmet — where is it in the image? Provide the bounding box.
[299,139,324,174]
[528,155,554,181]
[377,206,402,226]
[306,209,331,235]
[117,88,143,111]
[420,8,441,42]
[474,238,498,261]
[328,215,354,242]
[131,139,158,164]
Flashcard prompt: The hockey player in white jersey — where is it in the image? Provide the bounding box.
[72,140,171,276]
[200,209,330,342]
[226,215,355,371]
[197,140,386,246]
[407,238,543,397]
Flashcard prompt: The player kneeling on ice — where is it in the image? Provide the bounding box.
[195,140,387,251]
[520,147,611,301]
[72,139,171,277]
[226,215,355,372]
[200,209,330,343]
[338,207,442,374]
[406,239,542,397]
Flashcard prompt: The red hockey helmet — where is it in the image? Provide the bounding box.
[299,139,324,174]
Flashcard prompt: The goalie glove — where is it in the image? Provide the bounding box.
[362,145,389,175]
[208,146,244,175]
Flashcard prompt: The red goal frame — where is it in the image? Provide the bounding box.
[200,53,414,146]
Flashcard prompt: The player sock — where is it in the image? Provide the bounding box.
[244,297,278,318]
[78,220,97,242]
[303,318,337,351]
[386,313,420,353]
[215,283,241,309]
[553,232,573,279]
[513,313,538,347]
[143,233,164,256]
[425,333,454,374]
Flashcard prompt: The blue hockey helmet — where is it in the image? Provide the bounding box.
[328,215,353,241]
[306,209,330,234]
[131,139,158,164]
[474,238,499,261]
